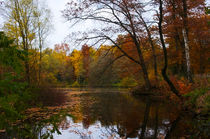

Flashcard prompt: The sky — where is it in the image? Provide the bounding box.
[44,0,70,49]
[44,0,101,50]
[40,0,210,49]
[1,0,210,50]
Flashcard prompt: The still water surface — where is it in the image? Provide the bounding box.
[2,88,208,139]
[40,88,189,139]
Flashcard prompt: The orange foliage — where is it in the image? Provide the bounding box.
[170,76,193,95]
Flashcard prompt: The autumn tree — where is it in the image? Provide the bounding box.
[115,35,145,82]
[41,46,73,84]
[163,0,206,81]
[1,0,51,85]
[189,14,210,74]
[88,45,120,87]
[63,0,153,89]
[54,43,70,54]
[180,0,207,81]
[181,0,193,82]
[132,7,159,80]
[35,3,52,84]
[70,49,84,84]
[53,43,70,82]
[157,0,182,99]
[81,44,91,81]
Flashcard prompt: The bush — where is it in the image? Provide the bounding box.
[203,95,210,112]
[184,88,208,109]
[0,31,33,136]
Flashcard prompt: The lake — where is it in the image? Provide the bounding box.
[1,88,208,139]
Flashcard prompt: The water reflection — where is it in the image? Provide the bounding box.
[52,88,180,139]
[1,88,209,139]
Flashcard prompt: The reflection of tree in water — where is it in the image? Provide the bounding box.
[0,109,72,139]
[73,91,180,138]
[31,91,210,139]
[2,90,208,138]
[165,113,210,139]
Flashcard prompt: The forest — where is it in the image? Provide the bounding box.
[0,0,209,138]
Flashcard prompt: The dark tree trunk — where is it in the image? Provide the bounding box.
[151,42,158,81]
[171,0,181,74]
[165,115,181,139]
[124,7,152,89]
[136,44,152,89]
[146,28,158,80]
[128,12,152,89]
[139,100,151,139]
[154,106,159,139]
[24,36,30,85]
[158,0,182,99]
[25,50,30,85]
[140,15,158,80]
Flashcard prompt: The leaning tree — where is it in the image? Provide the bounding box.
[63,0,153,89]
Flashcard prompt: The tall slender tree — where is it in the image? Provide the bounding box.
[1,0,51,85]
[181,0,195,82]
[34,3,51,84]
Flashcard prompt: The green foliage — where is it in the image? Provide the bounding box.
[46,73,58,84]
[184,88,208,107]
[0,87,31,129]
[205,7,210,15]
[0,32,33,135]
[203,95,210,113]
[116,77,138,87]
[0,33,24,72]
[71,81,80,87]
[41,48,74,85]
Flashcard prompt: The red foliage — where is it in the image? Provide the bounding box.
[54,43,70,54]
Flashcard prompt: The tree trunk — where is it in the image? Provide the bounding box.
[165,115,181,139]
[171,0,181,74]
[182,29,193,82]
[128,15,152,89]
[136,44,152,89]
[39,49,42,84]
[140,15,158,80]
[25,51,30,85]
[139,100,151,139]
[14,0,30,85]
[38,25,42,85]
[154,106,159,139]
[146,30,158,81]
[182,0,193,83]
[158,0,182,99]
[125,9,152,89]
[151,42,158,81]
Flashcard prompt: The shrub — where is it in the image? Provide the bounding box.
[184,88,208,108]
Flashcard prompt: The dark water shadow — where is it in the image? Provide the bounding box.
[35,87,67,106]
